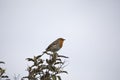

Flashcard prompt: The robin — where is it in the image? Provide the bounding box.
[43,38,65,53]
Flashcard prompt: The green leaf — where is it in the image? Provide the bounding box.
[58,55,69,58]
[52,75,56,80]
[48,66,56,72]
[54,62,63,65]
[36,55,42,59]
[46,59,49,64]
[26,58,34,62]
[0,61,5,64]
[59,71,68,74]
[56,59,62,61]
[57,76,61,80]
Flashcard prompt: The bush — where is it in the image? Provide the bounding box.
[0,61,9,79]
[22,52,68,80]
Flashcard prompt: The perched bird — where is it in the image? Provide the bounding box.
[43,38,65,53]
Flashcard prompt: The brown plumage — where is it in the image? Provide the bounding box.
[43,38,65,53]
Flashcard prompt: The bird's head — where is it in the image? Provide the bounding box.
[58,38,65,41]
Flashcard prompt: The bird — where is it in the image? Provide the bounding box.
[43,38,65,53]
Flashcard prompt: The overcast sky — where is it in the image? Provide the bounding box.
[0,0,120,80]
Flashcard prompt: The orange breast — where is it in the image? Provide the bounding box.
[59,40,64,48]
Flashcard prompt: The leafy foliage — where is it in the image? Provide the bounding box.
[0,61,9,79]
[22,52,68,80]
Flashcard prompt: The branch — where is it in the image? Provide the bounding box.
[58,55,69,58]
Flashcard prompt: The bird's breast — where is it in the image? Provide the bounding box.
[59,40,64,48]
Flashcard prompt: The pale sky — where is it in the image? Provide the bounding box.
[0,0,120,80]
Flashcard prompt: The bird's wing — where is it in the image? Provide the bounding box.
[46,40,58,51]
